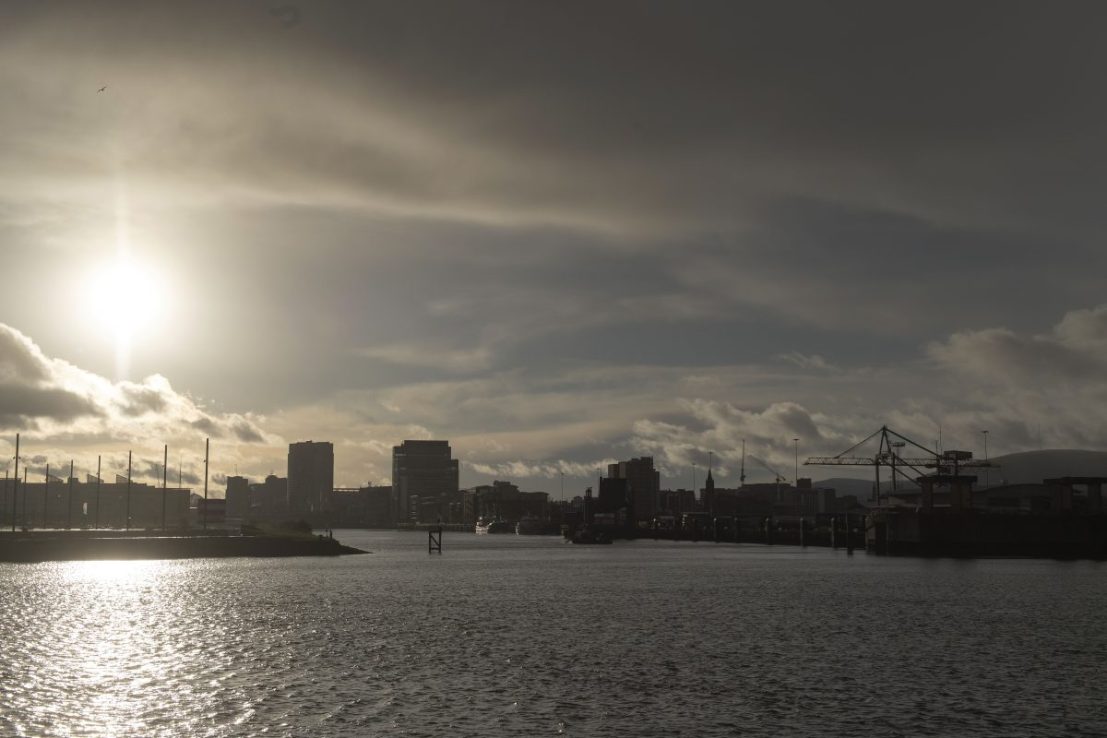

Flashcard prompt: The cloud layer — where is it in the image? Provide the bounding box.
[3,4,1107,490]
[5,299,1107,491]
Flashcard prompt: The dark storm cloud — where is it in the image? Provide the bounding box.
[6,0,1107,238]
[0,324,103,427]
[0,323,273,458]
[0,385,102,427]
[274,1,1107,237]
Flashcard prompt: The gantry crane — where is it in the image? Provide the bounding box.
[804,425,994,504]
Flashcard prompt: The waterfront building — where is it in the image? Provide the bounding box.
[660,488,697,517]
[461,481,547,524]
[607,456,660,522]
[360,485,393,526]
[225,475,251,519]
[287,441,334,515]
[327,485,393,527]
[250,474,288,519]
[391,440,458,523]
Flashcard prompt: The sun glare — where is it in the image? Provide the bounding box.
[84,258,168,378]
[90,261,164,332]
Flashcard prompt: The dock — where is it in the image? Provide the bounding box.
[0,529,367,563]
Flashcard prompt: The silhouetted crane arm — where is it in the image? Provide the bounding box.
[749,455,785,482]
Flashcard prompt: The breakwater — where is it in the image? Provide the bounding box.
[0,530,367,563]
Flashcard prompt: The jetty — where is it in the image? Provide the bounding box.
[0,529,367,563]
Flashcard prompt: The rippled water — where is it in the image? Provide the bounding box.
[1,532,1105,737]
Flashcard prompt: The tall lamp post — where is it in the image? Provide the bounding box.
[981,430,989,489]
[793,438,800,487]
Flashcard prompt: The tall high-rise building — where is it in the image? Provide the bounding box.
[287,441,334,515]
[607,456,661,521]
[225,475,251,519]
[391,440,459,523]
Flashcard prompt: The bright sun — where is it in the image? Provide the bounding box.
[90,260,164,334]
[85,259,168,378]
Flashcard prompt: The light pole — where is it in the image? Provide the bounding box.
[981,430,989,488]
[793,438,799,487]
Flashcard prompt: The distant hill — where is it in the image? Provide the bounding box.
[814,449,1107,497]
[986,449,1107,484]
[812,477,882,499]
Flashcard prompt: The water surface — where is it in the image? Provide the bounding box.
[1,532,1104,737]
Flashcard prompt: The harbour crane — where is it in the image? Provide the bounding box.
[804,425,994,504]
[749,454,787,502]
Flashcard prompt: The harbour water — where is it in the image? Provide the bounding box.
[1,531,1104,737]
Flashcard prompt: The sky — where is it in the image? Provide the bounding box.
[3,1,1107,494]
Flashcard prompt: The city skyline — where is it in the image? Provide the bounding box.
[4,3,1107,491]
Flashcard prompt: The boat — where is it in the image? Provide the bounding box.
[475,517,513,534]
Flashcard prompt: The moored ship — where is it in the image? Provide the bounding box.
[475,517,513,534]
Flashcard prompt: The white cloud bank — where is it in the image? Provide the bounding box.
[6,303,1107,490]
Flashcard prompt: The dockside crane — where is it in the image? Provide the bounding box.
[804,425,994,504]
[749,454,787,502]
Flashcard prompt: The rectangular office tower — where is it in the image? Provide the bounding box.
[392,440,459,523]
[287,440,334,515]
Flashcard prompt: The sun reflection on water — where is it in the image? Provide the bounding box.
[1,558,240,737]
[62,558,168,584]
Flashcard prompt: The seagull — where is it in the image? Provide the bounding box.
[269,5,300,28]
[97,86,107,93]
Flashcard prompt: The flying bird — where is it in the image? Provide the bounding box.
[269,5,301,29]
[97,86,107,93]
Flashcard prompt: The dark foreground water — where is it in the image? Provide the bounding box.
[1,532,1104,737]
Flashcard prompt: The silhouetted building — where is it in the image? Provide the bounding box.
[225,475,250,519]
[597,477,632,527]
[702,468,716,514]
[391,440,458,523]
[250,474,287,519]
[359,485,393,526]
[195,497,226,526]
[461,481,547,524]
[606,456,660,523]
[661,488,697,517]
[327,484,394,526]
[287,441,334,515]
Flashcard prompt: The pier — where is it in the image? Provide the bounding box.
[0,529,367,563]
